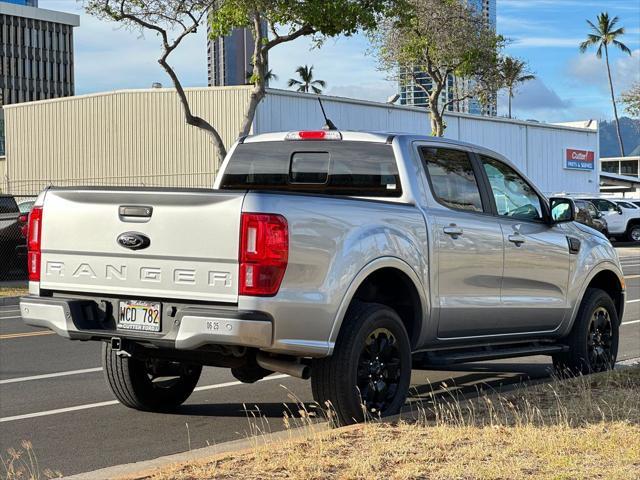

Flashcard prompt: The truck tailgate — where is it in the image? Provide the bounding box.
[38,188,244,303]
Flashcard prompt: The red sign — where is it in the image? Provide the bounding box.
[565,148,595,170]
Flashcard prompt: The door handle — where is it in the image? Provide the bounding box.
[443,225,463,238]
[508,234,526,246]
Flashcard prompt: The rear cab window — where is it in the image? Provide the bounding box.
[0,196,19,215]
[219,141,402,198]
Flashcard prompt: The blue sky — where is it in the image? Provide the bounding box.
[44,0,640,122]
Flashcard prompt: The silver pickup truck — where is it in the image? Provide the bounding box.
[21,131,626,424]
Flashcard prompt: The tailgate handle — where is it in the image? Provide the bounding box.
[119,206,153,218]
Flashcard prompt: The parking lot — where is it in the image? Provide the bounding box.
[0,248,637,476]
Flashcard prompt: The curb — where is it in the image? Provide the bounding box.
[64,360,640,480]
[63,421,336,480]
[0,296,20,307]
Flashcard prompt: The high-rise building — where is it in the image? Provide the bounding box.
[207,23,268,87]
[0,1,79,105]
[399,0,497,116]
[2,1,38,7]
[0,1,78,155]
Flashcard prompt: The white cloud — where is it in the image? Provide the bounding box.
[567,49,640,94]
[510,37,584,48]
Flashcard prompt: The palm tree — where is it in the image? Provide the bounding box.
[580,12,632,156]
[287,65,326,94]
[500,57,535,119]
[246,67,278,85]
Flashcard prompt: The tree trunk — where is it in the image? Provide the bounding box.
[508,87,513,119]
[604,44,625,157]
[239,13,267,138]
[157,57,227,166]
[429,95,444,137]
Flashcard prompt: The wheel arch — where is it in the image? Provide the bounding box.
[567,264,625,334]
[327,257,428,354]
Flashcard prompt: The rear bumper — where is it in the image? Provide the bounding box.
[20,296,273,350]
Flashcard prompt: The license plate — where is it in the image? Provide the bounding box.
[118,300,161,333]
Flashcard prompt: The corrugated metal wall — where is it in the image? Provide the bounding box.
[3,86,253,194]
[3,86,598,195]
[256,90,599,194]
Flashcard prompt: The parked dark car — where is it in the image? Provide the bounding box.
[574,199,608,235]
[0,195,27,280]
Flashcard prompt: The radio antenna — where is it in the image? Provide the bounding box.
[318,98,338,130]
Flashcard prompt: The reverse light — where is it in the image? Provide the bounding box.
[239,213,288,296]
[285,130,342,141]
[27,206,43,282]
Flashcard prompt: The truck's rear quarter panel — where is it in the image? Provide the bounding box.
[241,192,428,356]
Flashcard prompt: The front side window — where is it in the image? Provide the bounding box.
[480,156,544,221]
[585,202,599,217]
[617,201,637,209]
[421,147,484,213]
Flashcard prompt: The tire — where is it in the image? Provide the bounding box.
[553,288,619,375]
[627,223,640,243]
[311,302,412,426]
[102,342,202,412]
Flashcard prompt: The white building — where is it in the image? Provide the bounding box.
[1,87,599,196]
[600,156,640,198]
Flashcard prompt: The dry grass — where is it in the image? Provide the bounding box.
[0,440,61,480]
[0,287,27,298]
[142,367,640,480]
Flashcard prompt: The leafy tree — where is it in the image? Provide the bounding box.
[287,65,326,94]
[580,12,632,156]
[85,0,227,162]
[621,82,640,118]
[500,57,534,119]
[210,0,396,139]
[371,0,504,136]
[85,0,395,164]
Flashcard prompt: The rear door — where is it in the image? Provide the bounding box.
[39,188,245,303]
[419,146,505,338]
[478,155,570,332]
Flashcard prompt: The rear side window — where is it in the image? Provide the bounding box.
[591,199,618,212]
[420,147,484,213]
[220,141,402,197]
[0,197,18,214]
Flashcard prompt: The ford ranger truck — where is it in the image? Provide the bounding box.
[21,131,626,425]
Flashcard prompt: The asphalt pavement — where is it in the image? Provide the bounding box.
[0,250,638,477]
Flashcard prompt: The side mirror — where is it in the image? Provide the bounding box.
[549,197,576,225]
[617,206,623,215]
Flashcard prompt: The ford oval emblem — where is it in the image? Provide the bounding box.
[117,232,151,251]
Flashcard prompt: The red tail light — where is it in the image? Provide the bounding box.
[27,206,43,282]
[239,213,288,296]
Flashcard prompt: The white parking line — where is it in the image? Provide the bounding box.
[0,367,103,385]
[628,299,640,304]
[0,374,289,423]
[622,319,640,326]
[0,315,21,320]
[625,275,640,280]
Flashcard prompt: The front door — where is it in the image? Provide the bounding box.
[479,155,571,333]
[419,146,505,339]
[590,198,625,235]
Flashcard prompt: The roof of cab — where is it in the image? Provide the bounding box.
[240,130,508,163]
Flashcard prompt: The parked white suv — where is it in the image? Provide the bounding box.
[580,197,640,242]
